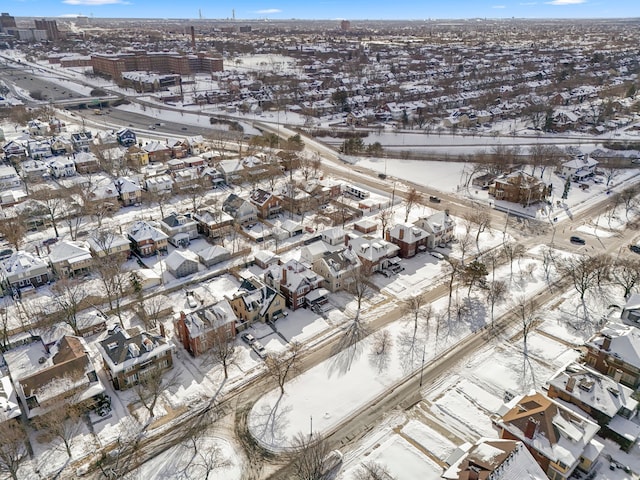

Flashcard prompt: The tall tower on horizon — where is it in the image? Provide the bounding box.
[232,9,235,21]
[198,9,202,19]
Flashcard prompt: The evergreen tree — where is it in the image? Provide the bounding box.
[562,176,571,200]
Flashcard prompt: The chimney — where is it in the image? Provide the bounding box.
[159,323,166,337]
[614,369,623,383]
[345,235,349,246]
[468,466,480,480]
[602,335,612,351]
[282,267,287,285]
[190,25,196,48]
[385,229,390,242]
[524,418,538,439]
[398,227,404,240]
[566,376,576,392]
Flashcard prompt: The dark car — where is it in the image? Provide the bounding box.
[429,195,441,203]
[630,245,640,254]
[570,236,586,245]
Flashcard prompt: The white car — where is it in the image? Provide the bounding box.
[252,341,267,359]
[430,252,444,260]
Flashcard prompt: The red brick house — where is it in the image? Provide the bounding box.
[386,223,430,258]
[264,259,324,310]
[173,300,237,357]
[584,323,640,388]
[250,188,283,219]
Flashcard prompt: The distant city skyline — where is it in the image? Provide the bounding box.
[4,0,640,20]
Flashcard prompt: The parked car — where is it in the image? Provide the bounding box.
[630,245,640,254]
[430,251,444,260]
[0,248,14,260]
[570,236,586,245]
[241,333,256,345]
[429,195,441,203]
[252,341,267,358]
[321,450,343,474]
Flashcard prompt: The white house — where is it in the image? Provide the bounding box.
[48,158,76,178]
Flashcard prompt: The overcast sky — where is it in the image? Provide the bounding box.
[4,0,639,20]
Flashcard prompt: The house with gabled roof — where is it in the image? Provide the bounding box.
[160,212,198,247]
[174,300,237,357]
[48,157,76,178]
[348,235,400,274]
[0,165,22,191]
[50,137,74,156]
[0,374,22,424]
[561,156,598,181]
[312,247,361,292]
[4,336,104,418]
[264,259,324,310]
[27,139,52,160]
[414,210,456,249]
[222,193,258,225]
[488,170,550,206]
[196,245,231,268]
[547,362,640,451]
[115,176,142,206]
[584,322,640,388]
[250,188,283,219]
[125,145,149,167]
[1,251,51,293]
[143,141,172,163]
[87,230,131,259]
[71,131,92,152]
[387,223,429,258]
[116,128,137,147]
[443,438,547,480]
[2,141,27,162]
[127,221,169,257]
[494,391,602,480]
[72,151,100,174]
[47,240,93,277]
[97,325,174,390]
[193,209,234,241]
[228,277,286,327]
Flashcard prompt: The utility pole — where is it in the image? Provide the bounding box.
[419,344,426,387]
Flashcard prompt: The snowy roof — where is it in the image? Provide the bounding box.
[388,223,429,243]
[1,251,49,279]
[547,362,637,418]
[497,392,600,471]
[349,236,399,261]
[128,221,169,243]
[97,327,172,374]
[47,240,91,265]
[443,438,547,480]
[180,299,237,337]
[87,231,131,254]
[164,249,199,271]
[588,322,640,369]
[195,245,230,263]
[0,375,22,422]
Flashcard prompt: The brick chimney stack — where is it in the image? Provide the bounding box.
[524,418,538,439]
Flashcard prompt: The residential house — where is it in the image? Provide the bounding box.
[584,322,640,388]
[280,183,312,216]
[254,250,280,269]
[125,145,149,167]
[48,118,67,134]
[488,170,550,206]
[353,218,378,234]
[20,160,49,182]
[442,438,548,480]
[167,139,189,158]
[0,165,22,191]
[50,137,74,156]
[87,230,131,258]
[185,136,206,155]
[116,128,137,147]
[264,259,324,310]
[97,325,174,390]
[160,212,199,247]
[217,159,244,184]
[561,156,598,181]
[164,249,199,279]
[494,391,602,480]
[280,219,303,237]
[222,193,258,225]
[312,247,361,292]
[387,223,430,258]
[27,120,48,136]
[621,293,640,327]
[115,177,143,206]
[173,300,237,357]
[143,141,172,163]
[2,141,27,162]
[250,188,283,219]
[193,209,234,242]
[171,168,201,192]
[348,235,400,274]
[47,240,93,277]
[4,336,104,418]
[300,240,330,265]
[196,245,231,268]
[228,277,286,327]
[94,131,118,147]
[71,131,93,152]
[48,158,76,178]
[26,139,52,160]
[72,151,100,174]
[547,362,640,451]
[127,221,169,257]
[1,251,51,293]
[414,211,456,249]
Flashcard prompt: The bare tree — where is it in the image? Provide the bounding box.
[620,185,639,220]
[600,166,620,187]
[369,329,393,372]
[444,258,463,316]
[348,269,374,320]
[611,258,640,300]
[0,211,27,251]
[33,403,83,459]
[138,294,171,330]
[209,329,238,379]
[403,187,421,222]
[185,176,211,213]
[513,295,538,355]
[402,294,429,339]
[485,280,507,326]
[289,433,332,480]
[90,233,129,320]
[461,260,488,295]
[31,186,66,237]
[50,279,89,335]
[560,254,610,303]
[376,208,393,237]
[132,367,180,422]
[465,208,491,251]
[0,420,29,480]
[502,241,525,280]
[183,426,232,480]
[354,461,396,480]
[457,231,473,266]
[143,189,173,219]
[264,341,303,395]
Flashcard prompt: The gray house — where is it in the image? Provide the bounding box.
[164,250,199,278]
